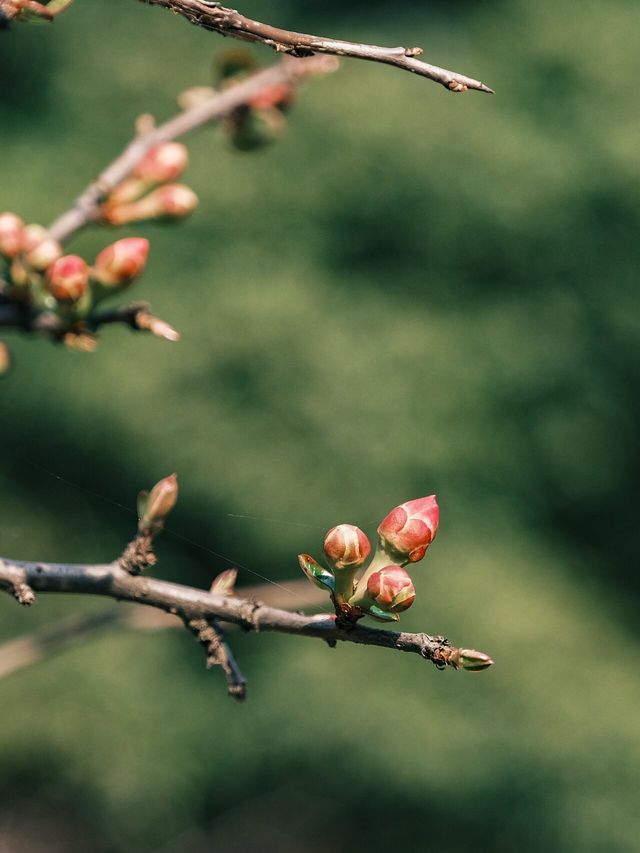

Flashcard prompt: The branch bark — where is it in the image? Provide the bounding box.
[0,556,487,676]
[137,0,493,94]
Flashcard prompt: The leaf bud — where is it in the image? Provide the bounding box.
[138,473,178,533]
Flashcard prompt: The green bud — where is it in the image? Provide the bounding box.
[452,648,494,672]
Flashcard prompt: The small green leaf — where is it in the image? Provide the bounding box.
[137,490,149,521]
[365,605,400,623]
[298,554,335,592]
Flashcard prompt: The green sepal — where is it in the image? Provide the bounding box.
[298,554,335,592]
[365,605,400,623]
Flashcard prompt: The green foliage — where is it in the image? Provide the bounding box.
[1,1,639,850]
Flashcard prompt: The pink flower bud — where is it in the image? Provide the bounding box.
[133,142,189,183]
[93,237,149,287]
[21,224,62,271]
[103,185,198,225]
[323,524,371,570]
[0,212,24,258]
[367,565,415,613]
[377,495,439,564]
[45,255,89,302]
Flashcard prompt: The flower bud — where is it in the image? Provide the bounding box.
[103,184,198,225]
[45,255,89,302]
[323,524,371,570]
[133,142,189,183]
[134,312,181,342]
[138,473,178,533]
[366,565,415,613]
[377,495,439,564]
[92,237,149,288]
[0,212,24,258]
[21,224,62,271]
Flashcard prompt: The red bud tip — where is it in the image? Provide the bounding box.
[45,255,89,302]
[366,565,416,613]
[133,142,189,183]
[377,495,439,564]
[93,237,150,287]
[323,524,371,570]
[0,212,25,259]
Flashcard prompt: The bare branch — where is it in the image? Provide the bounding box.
[47,54,338,244]
[0,556,492,682]
[137,0,493,94]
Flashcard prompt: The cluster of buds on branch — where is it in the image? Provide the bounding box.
[101,140,198,226]
[0,212,178,355]
[298,495,492,670]
[299,496,439,624]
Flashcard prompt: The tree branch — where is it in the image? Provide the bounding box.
[47,54,338,244]
[137,0,493,94]
[0,556,491,683]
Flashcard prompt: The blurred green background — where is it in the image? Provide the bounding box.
[1,0,639,850]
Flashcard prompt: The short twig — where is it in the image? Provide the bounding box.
[137,0,493,94]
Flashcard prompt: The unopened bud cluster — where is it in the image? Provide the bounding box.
[298,495,439,624]
[0,213,178,350]
[102,142,198,225]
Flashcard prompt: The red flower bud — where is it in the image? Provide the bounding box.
[133,142,189,183]
[323,524,371,570]
[377,495,439,564]
[45,255,89,302]
[367,565,415,613]
[0,212,24,258]
[93,237,149,287]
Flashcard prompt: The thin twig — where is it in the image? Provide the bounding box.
[137,0,493,94]
[47,54,338,244]
[184,616,247,700]
[0,581,324,681]
[0,556,490,674]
